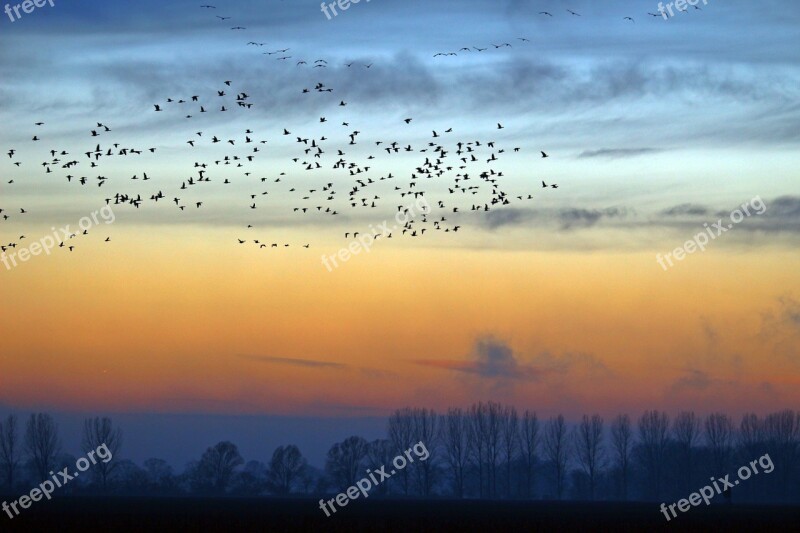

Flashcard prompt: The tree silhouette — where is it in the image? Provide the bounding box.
[705,412,735,474]
[388,408,415,495]
[82,416,123,492]
[191,441,244,494]
[24,413,60,482]
[637,410,669,499]
[518,410,540,499]
[325,436,368,492]
[573,414,604,500]
[440,408,470,498]
[543,414,569,499]
[672,411,701,492]
[501,405,519,498]
[610,414,633,501]
[268,445,307,495]
[0,414,20,489]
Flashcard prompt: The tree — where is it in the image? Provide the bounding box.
[191,441,244,494]
[0,415,20,489]
[637,410,669,499]
[500,405,519,498]
[672,411,701,491]
[143,458,176,493]
[82,416,123,491]
[573,414,604,500]
[762,409,799,499]
[410,407,439,496]
[610,414,633,501]
[365,439,394,496]
[267,445,307,495]
[112,460,147,493]
[738,413,764,459]
[24,413,60,482]
[325,436,368,492]
[234,460,267,496]
[704,412,735,474]
[518,410,540,499]
[440,408,470,498]
[388,408,414,495]
[467,402,489,497]
[543,415,569,499]
[484,402,503,498]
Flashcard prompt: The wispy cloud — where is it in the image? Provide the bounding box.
[578,148,662,159]
[414,337,610,383]
[238,354,348,370]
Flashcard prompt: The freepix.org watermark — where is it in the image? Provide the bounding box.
[319,441,430,517]
[321,197,430,272]
[4,0,55,23]
[656,195,766,271]
[1,205,115,271]
[660,453,774,521]
[320,0,370,20]
[2,443,113,520]
[657,0,709,20]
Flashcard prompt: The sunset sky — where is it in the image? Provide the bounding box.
[1,0,798,464]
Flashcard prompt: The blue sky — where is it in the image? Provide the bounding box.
[1,0,799,467]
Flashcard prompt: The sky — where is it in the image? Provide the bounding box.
[0,0,799,465]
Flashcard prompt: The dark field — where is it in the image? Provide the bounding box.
[1,497,798,532]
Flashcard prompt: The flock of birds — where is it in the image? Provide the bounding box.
[2,1,707,258]
[1,74,553,255]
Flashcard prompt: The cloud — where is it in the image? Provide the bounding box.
[482,209,533,230]
[528,351,612,378]
[414,337,611,383]
[670,369,713,392]
[659,196,800,234]
[481,206,630,231]
[769,196,800,220]
[237,354,348,370]
[578,148,662,159]
[237,354,396,379]
[759,295,800,362]
[660,204,711,217]
[414,337,541,380]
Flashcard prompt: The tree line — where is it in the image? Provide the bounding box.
[0,405,798,502]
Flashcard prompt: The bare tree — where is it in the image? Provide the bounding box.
[0,415,20,489]
[484,402,503,497]
[267,445,307,495]
[82,416,123,491]
[192,441,244,494]
[325,436,368,492]
[411,407,439,496]
[143,458,175,492]
[24,413,60,482]
[738,413,764,458]
[762,409,799,499]
[518,410,540,499]
[704,412,735,474]
[388,408,414,495]
[467,402,489,497]
[637,410,669,499]
[499,405,519,498]
[365,439,394,496]
[440,408,470,498]
[672,411,700,491]
[543,415,569,499]
[573,414,605,500]
[610,414,633,500]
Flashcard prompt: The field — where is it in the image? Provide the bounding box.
[2,497,799,532]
